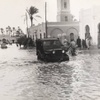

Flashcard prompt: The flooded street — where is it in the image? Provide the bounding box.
[0,44,100,100]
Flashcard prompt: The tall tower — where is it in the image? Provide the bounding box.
[57,0,73,22]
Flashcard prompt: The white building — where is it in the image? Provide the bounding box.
[79,6,100,47]
[29,0,79,44]
[57,0,73,22]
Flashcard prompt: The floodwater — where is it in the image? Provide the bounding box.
[0,44,100,100]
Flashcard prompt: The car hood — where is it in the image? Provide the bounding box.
[44,48,63,52]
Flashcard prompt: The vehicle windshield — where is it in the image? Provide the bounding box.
[43,40,62,49]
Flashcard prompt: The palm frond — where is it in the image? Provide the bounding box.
[26,9,30,16]
[35,15,42,18]
[33,17,38,22]
[29,6,38,15]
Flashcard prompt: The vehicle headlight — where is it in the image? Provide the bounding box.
[52,50,55,54]
[62,50,65,53]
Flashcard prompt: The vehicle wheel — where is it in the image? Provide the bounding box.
[44,55,48,62]
[62,54,69,61]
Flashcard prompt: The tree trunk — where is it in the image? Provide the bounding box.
[30,16,33,27]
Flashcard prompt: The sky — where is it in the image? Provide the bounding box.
[0,0,100,33]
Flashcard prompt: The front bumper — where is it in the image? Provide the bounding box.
[44,53,69,62]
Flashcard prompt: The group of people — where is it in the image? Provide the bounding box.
[63,36,92,56]
[76,36,92,50]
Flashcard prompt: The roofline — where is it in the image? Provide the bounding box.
[37,38,59,41]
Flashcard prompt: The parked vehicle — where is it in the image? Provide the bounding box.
[1,43,7,49]
[36,38,69,62]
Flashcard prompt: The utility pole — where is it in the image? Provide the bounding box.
[25,12,29,38]
[45,2,48,38]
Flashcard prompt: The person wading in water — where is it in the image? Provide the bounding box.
[68,39,77,56]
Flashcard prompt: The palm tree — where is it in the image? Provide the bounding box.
[26,6,40,26]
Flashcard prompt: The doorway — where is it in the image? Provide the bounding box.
[85,25,90,39]
[70,33,74,41]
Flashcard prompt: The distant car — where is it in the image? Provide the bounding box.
[36,38,69,62]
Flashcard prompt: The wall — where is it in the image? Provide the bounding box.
[47,22,79,42]
[28,23,45,40]
[79,6,100,45]
[29,21,79,43]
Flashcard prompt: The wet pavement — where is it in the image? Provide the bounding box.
[0,44,100,100]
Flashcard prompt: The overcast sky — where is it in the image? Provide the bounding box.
[0,0,100,33]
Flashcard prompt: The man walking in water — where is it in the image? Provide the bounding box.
[76,36,81,50]
[69,39,77,56]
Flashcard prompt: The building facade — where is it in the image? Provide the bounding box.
[29,22,79,42]
[57,0,73,22]
[79,6,100,47]
[29,0,79,44]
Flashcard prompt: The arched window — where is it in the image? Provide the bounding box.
[40,33,42,39]
[85,25,90,33]
[33,35,34,40]
[98,23,100,33]
[85,25,90,39]
[98,23,100,47]
[70,33,74,41]
[65,16,68,21]
[64,2,67,8]
[44,33,46,38]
